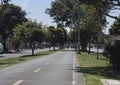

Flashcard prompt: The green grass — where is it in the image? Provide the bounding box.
[77,52,120,85]
[0,50,55,70]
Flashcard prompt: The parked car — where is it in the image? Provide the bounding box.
[0,43,3,53]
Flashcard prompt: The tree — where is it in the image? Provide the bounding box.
[0,3,26,52]
[47,0,107,53]
[56,26,67,49]
[104,17,120,69]
[80,0,120,22]
[67,4,106,53]
[46,0,78,27]
[13,21,45,55]
[109,17,120,35]
[1,0,11,4]
[47,26,57,51]
[46,25,67,50]
[68,29,77,48]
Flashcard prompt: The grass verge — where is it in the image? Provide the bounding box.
[77,52,120,85]
[0,50,55,70]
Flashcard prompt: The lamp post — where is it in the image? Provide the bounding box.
[78,0,81,54]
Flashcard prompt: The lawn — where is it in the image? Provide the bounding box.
[0,50,55,70]
[77,52,120,85]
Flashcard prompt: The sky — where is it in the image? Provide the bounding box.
[10,0,56,27]
[105,9,120,34]
[10,0,119,34]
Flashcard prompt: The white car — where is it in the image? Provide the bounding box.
[0,43,3,53]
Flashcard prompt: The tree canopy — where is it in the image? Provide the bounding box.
[13,21,45,55]
[109,17,120,35]
[0,3,26,52]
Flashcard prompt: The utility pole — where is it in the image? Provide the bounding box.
[97,27,99,59]
[78,0,81,54]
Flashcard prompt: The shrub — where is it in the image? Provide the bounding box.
[104,40,120,69]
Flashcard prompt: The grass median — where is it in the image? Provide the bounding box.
[77,52,120,85]
[0,50,56,70]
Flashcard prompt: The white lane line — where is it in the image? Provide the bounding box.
[46,62,50,65]
[72,53,76,85]
[34,68,41,73]
[52,58,55,61]
[72,81,77,85]
[13,80,23,85]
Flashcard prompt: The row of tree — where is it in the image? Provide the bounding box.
[0,0,67,55]
[0,0,27,52]
[47,0,120,68]
[46,0,107,52]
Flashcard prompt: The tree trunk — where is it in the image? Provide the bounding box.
[31,43,35,55]
[88,40,91,54]
[2,38,8,53]
[53,43,55,51]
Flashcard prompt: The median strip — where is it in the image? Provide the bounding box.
[13,80,23,85]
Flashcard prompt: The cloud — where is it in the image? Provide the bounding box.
[23,0,30,7]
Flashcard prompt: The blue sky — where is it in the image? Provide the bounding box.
[10,0,119,34]
[10,0,56,27]
[105,9,120,34]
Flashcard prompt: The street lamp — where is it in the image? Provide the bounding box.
[77,0,81,54]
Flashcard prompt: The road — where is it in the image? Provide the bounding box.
[0,49,85,85]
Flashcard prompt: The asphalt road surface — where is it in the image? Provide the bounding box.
[0,49,85,85]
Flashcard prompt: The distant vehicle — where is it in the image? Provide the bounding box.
[0,43,3,53]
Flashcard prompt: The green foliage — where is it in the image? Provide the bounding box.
[12,21,45,55]
[0,3,26,52]
[109,17,120,35]
[56,27,67,48]
[46,0,78,27]
[104,40,120,69]
[1,0,11,4]
[68,29,77,43]
[46,25,67,49]
[10,36,20,50]
[48,0,107,51]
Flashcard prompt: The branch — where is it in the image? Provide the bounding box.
[106,13,120,22]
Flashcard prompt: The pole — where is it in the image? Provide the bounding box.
[97,28,99,59]
[78,0,81,54]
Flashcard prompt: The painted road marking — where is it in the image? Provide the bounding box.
[34,68,41,73]
[46,62,50,65]
[13,80,23,85]
[72,81,77,85]
[52,58,55,61]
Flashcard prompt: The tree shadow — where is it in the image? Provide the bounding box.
[0,62,16,65]
[75,66,120,79]
[19,53,50,58]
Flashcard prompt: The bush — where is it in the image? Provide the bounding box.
[104,40,120,69]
